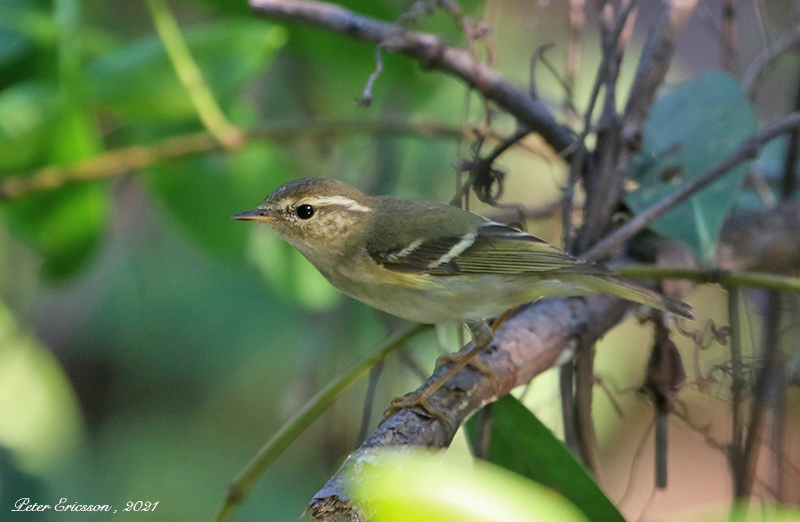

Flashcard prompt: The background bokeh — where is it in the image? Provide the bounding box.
[1,1,798,521]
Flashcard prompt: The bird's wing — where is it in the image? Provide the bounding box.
[369,222,608,276]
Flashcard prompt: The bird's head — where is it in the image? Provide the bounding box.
[232,177,374,259]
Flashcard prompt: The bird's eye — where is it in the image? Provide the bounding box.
[296,204,315,219]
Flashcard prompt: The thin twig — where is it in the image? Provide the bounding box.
[564,0,585,124]
[761,81,800,498]
[584,111,800,262]
[752,0,769,53]
[358,361,384,443]
[356,45,384,107]
[728,289,746,498]
[617,418,655,508]
[534,44,579,118]
[248,0,576,156]
[560,360,578,453]
[573,342,598,473]
[743,22,800,98]
[581,0,638,142]
[620,0,697,150]
[572,0,638,252]
[770,361,788,501]
[781,68,800,199]
[562,0,637,252]
[721,0,736,73]
[580,0,696,251]
[739,291,782,500]
[0,117,476,200]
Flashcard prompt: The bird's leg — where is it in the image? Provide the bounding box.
[432,320,495,384]
[381,309,518,426]
[434,308,517,377]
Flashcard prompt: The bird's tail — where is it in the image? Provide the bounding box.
[583,276,694,320]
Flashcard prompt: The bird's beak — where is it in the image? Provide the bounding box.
[231,209,275,223]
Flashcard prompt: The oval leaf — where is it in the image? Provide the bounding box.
[626,70,757,264]
[87,19,286,121]
[3,183,109,279]
[0,81,57,173]
[466,395,626,522]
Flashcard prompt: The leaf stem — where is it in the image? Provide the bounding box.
[145,0,243,149]
[614,265,800,294]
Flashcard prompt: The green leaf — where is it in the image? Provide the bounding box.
[2,183,109,279]
[0,0,33,68]
[1,0,108,280]
[0,81,57,172]
[86,19,286,122]
[0,298,84,469]
[147,141,287,260]
[353,449,589,522]
[626,70,757,265]
[466,395,626,522]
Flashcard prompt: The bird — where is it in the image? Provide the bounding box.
[233,177,693,421]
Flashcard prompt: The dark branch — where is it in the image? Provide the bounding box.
[307,293,632,520]
[248,0,576,156]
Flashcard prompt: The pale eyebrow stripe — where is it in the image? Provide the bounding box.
[428,233,476,268]
[312,196,372,212]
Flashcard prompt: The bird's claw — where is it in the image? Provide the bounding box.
[435,352,500,391]
[380,393,451,428]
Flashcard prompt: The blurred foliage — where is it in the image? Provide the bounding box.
[0,1,797,522]
[352,449,589,522]
[0,298,83,469]
[87,19,286,121]
[465,395,626,522]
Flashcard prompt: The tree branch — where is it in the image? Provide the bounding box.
[620,0,696,148]
[307,293,632,521]
[579,0,696,251]
[248,0,576,156]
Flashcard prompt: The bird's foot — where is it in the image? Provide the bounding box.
[380,392,450,427]
[434,351,499,390]
[380,315,517,429]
